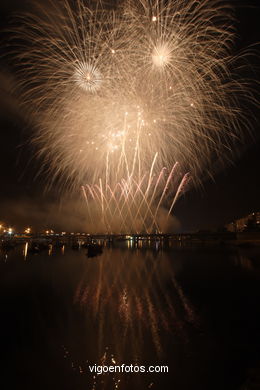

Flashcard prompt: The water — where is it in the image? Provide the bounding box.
[1,242,260,390]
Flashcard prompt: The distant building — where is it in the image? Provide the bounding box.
[225,212,260,232]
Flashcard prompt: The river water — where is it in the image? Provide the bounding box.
[1,242,260,390]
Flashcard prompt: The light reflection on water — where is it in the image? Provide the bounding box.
[0,242,260,390]
[73,248,199,361]
[23,242,28,259]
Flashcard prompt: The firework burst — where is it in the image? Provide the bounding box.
[5,0,256,232]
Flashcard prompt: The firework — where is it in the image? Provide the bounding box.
[81,162,189,234]
[5,0,254,232]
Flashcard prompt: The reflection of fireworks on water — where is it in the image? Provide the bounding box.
[70,249,201,370]
[7,0,253,232]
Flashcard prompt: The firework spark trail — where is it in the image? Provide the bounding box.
[82,164,186,234]
[167,173,191,218]
[106,183,130,232]
[126,177,159,232]
[153,163,179,223]
[5,0,256,232]
[84,187,96,230]
[116,178,148,232]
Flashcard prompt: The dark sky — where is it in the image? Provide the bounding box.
[0,0,259,233]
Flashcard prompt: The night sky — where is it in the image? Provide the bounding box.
[0,0,259,233]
